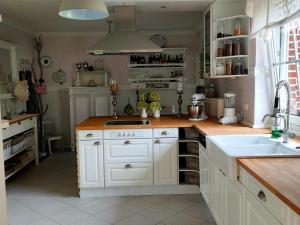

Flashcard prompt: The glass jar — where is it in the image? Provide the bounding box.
[206,84,216,98]
[216,62,225,75]
[225,60,232,75]
[234,18,241,36]
[217,41,224,57]
[232,39,241,55]
[225,40,232,56]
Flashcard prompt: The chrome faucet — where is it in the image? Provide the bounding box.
[262,80,295,143]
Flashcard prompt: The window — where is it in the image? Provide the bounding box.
[267,18,300,133]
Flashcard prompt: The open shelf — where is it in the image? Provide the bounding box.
[216,35,249,41]
[216,55,248,60]
[5,157,34,180]
[4,146,32,162]
[206,74,248,79]
[215,14,249,22]
[128,63,186,68]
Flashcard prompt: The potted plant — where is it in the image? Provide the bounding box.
[147,91,161,118]
[137,94,148,118]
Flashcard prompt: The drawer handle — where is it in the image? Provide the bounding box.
[94,141,101,145]
[161,131,169,135]
[124,164,133,169]
[154,140,161,144]
[124,140,132,145]
[219,168,226,177]
[86,133,94,138]
[258,190,266,202]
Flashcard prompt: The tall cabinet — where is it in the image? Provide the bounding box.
[69,87,111,149]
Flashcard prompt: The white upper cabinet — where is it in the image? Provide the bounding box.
[154,138,178,185]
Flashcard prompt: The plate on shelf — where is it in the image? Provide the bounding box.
[150,34,167,48]
[52,69,67,85]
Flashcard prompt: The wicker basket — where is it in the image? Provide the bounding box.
[181,171,199,186]
[184,128,200,140]
[186,142,199,155]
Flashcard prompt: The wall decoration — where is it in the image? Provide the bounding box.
[52,68,67,85]
[40,56,52,68]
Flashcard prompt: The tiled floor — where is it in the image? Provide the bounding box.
[6,153,216,225]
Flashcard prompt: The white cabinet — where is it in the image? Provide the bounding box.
[70,87,111,148]
[154,138,178,185]
[209,161,227,225]
[104,139,153,163]
[199,144,209,204]
[244,190,281,225]
[105,163,153,187]
[79,140,104,188]
[227,180,244,225]
[287,208,300,225]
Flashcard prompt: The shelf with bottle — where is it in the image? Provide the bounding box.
[215,57,248,78]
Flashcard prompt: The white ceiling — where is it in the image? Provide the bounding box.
[0,0,213,33]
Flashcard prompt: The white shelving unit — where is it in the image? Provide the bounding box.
[128,48,187,89]
[204,9,250,79]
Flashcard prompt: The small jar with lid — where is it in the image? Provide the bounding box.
[234,58,243,75]
[225,40,233,56]
[232,39,241,55]
[216,62,225,75]
[225,60,233,75]
[206,84,216,98]
[217,41,224,57]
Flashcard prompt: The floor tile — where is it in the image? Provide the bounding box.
[159,197,196,212]
[29,218,59,225]
[115,214,158,225]
[163,213,203,225]
[181,203,213,221]
[49,207,91,225]
[8,208,46,225]
[71,215,111,225]
[140,195,171,204]
[141,205,178,221]
[118,198,155,213]
[95,206,136,224]
[101,196,136,205]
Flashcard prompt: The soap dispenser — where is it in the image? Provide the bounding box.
[271,117,281,138]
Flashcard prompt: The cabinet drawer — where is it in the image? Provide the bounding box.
[3,118,35,140]
[240,167,287,224]
[104,139,153,163]
[105,163,153,187]
[78,130,103,140]
[153,128,178,138]
[104,129,152,139]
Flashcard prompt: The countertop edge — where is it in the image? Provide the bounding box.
[237,159,300,216]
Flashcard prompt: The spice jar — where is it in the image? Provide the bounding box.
[225,60,232,75]
[225,40,233,56]
[232,39,241,55]
[234,18,241,36]
[217,41,224,57]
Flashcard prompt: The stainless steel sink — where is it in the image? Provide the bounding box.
[104,120,151,126]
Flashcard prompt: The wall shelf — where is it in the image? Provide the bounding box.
[216,35,249,41]
[205,74,248,79]
[5,156,34,180]
[128,63,185,68]
[215,14,249,22]
[216,55,248,60]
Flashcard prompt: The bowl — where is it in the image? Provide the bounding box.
[187,105,203,119]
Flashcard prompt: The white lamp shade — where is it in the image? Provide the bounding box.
[58,0,109,20]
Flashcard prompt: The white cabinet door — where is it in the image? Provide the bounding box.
[104,139,153,163]
[244,191,281,225]
[93,93,111,116]
[105,163,153,187]
[79,140,104,188]
[199,145,209,204]
[153,138,178,185]
[72,94,92,125]
[227,180,244,225]
[209,161,226,225]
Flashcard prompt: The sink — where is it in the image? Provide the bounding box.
[207,135,300,180]
[104,120,150,126]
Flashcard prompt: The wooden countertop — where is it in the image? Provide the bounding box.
[75,116,269,135]
[8,114,38,125]
[238,158,300,216]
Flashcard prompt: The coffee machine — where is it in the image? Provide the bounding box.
[219,93,237,124]
[187,94,208,121]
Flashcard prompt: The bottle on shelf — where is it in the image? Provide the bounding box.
[234,18,241,36]
[217,41,224,57]
[233,58,243,75]
[225,40,233,56]
[217,21,225,38]
[175,55,180,63]
[179,54,184,63]
[225,60,233,75]
[149,55,153,64]
[167,55,171,63]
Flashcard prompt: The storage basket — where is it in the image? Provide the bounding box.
[3,139,12,161]
[180,171,199,186]
[186,142,199,155]
[184,128,200,140]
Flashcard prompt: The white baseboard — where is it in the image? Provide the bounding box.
[80,185,200,198]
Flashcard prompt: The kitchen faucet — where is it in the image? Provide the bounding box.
[262,80,295,143]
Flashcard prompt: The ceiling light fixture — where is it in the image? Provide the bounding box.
[58,0,109,20]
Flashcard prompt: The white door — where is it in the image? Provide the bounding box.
[93,93,111,116]
[79,140,104,188]
[244,191,281,225]
[153,138,178,185]
[227,180,244,225]
[199,145,209,204]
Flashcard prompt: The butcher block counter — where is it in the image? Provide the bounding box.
[238,158,300,216]
[75,116,269,135]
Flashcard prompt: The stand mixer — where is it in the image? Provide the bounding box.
[187,94,208,121]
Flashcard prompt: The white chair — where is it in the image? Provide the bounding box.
[42,120,63,155]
